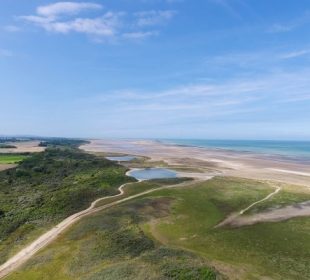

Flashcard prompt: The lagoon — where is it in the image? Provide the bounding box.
[128,168,178,180]
[106,156,136,162]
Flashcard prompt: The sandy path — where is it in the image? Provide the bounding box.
[230,200,310,227]
[239,186,282,215]
[216,185,281,227]
[0,177,204,279]
[0,164,16,172]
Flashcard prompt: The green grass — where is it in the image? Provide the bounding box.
[6,198,220,280]
[139,177,310,279]
[94,178,191,208]
[0,154,27,164]
[246,183,310,214]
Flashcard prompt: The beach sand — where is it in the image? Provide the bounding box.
[0,141,45,154]
[81,139,310,187]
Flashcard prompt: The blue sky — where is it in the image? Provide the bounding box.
[0,0,310,140]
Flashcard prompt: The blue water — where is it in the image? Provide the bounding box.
[161,139,310,162]
[106,156,136,162]
[128,168,178,180]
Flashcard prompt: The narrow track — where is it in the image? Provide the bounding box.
[0,178,204,279]
[239,186,281,215]
[216,185,281,228]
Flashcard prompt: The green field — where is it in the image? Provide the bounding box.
[0,154,27,164]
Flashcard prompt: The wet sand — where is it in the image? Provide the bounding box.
[81,139,310,187]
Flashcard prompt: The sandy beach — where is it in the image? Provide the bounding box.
[81,139,310,187]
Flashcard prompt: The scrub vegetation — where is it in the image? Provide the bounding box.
[6,197,221,280]
[0,140,134,264]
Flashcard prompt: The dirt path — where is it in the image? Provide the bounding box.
[239,186,281,215]
[0,178,204,279]
[229,200,310,227]
[216,185,281,227]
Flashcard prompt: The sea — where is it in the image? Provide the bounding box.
[160,139,310,163]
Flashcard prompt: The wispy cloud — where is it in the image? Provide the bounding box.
[36,2,102,18]
[18,2,177,40]
[268,11,310,33]
[134,10,177,26]
[84,68,310,122]
[20,2,118,37]
[122,31,158,39]
[209,0,242,19]
[280,49,310,59]
[21,12,120,36]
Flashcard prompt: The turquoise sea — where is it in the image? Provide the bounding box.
[160,139,310,163]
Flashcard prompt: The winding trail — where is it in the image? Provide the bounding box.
[216,185,281,228]
[239,186,281,215]
[0,177,205,279]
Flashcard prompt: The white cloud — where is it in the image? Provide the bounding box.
[19,3,176,40]
[268,11,310,33]
[20,2,118,37]
[36,2,102,18]
[280,49,310,59]
[135,10,177,26]
[90,68,310,113]
[122,31,158,39]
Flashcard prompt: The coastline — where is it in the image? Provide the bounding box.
[81,139,310,187]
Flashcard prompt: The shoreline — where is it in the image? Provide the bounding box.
[158,139,310,165]
[81,139,310,187]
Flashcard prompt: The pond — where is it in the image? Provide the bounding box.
[127,168,178,181]
[106,156,136,162]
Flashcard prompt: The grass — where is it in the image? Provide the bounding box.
[95,177,191,208]
[246,182,310,214]
[6,197,221,280]
[0,154,28,164]
[139,177,310,279]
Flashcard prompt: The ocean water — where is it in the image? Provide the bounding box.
[161,139,310,162]
[128,168,178,181]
